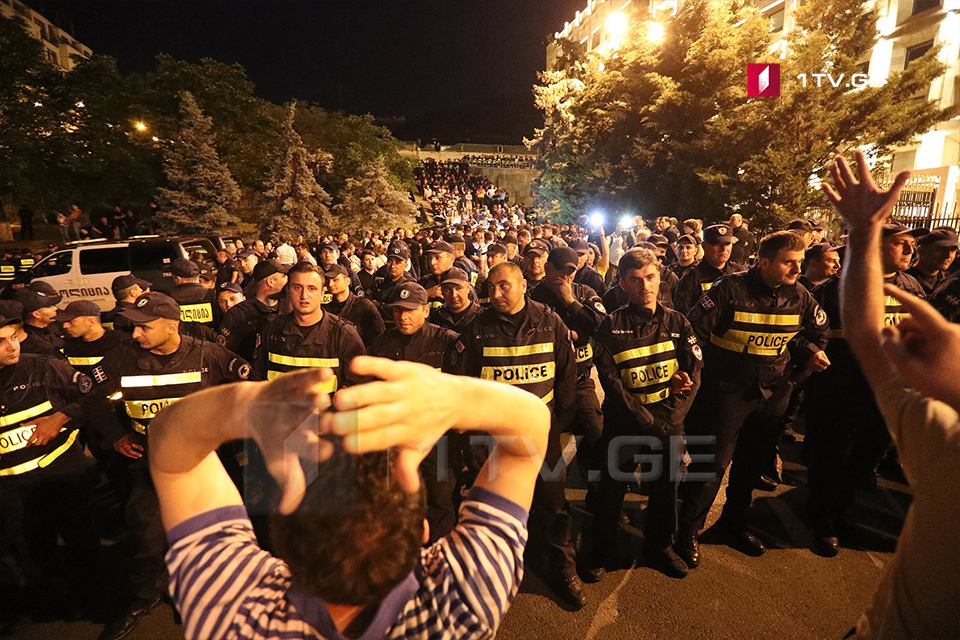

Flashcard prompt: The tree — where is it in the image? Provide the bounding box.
[155,91,240,234]
[332,157,418,234]
[530,0,958,227]
[259,104,332,242]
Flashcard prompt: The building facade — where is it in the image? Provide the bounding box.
[1,0,92,71]
[547,0,960,224]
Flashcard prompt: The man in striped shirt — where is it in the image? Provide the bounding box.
[149,357,550,640]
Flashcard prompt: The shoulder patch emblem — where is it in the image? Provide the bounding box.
[814,306,827,326]
[687,334,698,345]
[91,365,107,384]
[699,295,714,310]
[238,363,251,380]
[692,344,703,361]
[216,334,226,346]
[456,340,465,353]
[77,374,93,393]
[594,301,606,313]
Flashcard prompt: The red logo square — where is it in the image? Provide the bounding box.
[748,63,780,97]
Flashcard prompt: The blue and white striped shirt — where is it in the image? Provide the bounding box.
[165,487,529,640]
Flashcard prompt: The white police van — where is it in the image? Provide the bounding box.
[28,236,219,310]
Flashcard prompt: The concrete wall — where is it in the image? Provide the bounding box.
[469,166,540,207]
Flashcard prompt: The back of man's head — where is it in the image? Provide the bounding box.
[270,450,425,606]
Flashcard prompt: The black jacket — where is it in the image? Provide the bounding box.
[673,260,739,316]
[530,282,605,378]
[323,293,385,350]
[217,297,279,362]
[370,322,459,371]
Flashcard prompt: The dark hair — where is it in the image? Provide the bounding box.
[758,231,807,260]
[617,248,659,273]
[270,450,425,606]
[287,262,325,282]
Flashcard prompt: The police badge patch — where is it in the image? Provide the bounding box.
[238,363,251,380]
[595,302,606,313]
[814,306,827,326]
[91,365,107,384]
[73,372,93,393]
[692,344,703,361]
[699,295,715,310]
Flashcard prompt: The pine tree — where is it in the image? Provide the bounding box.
[155,91,240,234]
[332,157,417,235]
[259,104,332,242]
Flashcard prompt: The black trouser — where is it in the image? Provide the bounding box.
[677,376,792,535]
[529,416,576,573]
[569,375,604,482]
[0,446,98,612]
[804,369,888,534]
[419,431,466,545]
[122,462,168,608]
[592,411,683,560]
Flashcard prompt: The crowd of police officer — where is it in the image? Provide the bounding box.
[0,217,958,634]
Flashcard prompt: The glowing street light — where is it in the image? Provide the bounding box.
[605,11,628,51]
[134,121,147,131]
[590,211,606,228]
[648,22,666,43]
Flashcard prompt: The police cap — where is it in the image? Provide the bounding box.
[391,282,428,310]
[121,292,181,323]
[703,224,738,245]
[56,300,101,321]
[171,259,200,278]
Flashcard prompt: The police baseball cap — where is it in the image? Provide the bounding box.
[443,234,465,246]
[0,300,24,327]
[324,263,350,279]
[547,247,580,274]
[881,223,926,238]
[440,267,470,286]
[386,240,409,260]
[523,239,550,257]
[15,286,62,314]
[567,238,590,255]
[198,264,214,280]
[112,274,151,295]
[638,242,659,252]
[786,219,815,233]
[425,241,455,256]
[391,282,428,309]
[237,248,257,259]
[502,234,518,246]
[56,300,101,321]
[320,241,339,253]
[918,227,958,247]
[805,242,840,260]
[677,234,700,246]
[171,259,200,278]
[485,243,507,256]
[703,224,738,245]
[121,292,181,323]
[647,234,670,247]
[252,259,288,282]
[218,282,244,295]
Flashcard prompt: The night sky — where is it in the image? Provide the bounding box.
[25,0,587,144]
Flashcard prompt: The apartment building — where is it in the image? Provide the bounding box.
[1,0,92,71]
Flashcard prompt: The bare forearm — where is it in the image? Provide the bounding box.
[841,226,895,385]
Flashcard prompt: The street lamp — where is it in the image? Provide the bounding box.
[648,22,666,43]
[605,11,628,52]
[134,121,147,132]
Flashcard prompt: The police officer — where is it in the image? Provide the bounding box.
[587,248,702,581]
[671,234,700,279]
[569,238,606,295]
[357,246,379,297]
[371,240,416,324]
[235,247,259,292]
[169,258,220,327]
[0,301,112,621]
[799,242,841,290]
[431,267,481,331]
[14,283,65,358]
[521,239,550,291]
[217,259,287,362]
[530,247,606,487]
[647,234,679,308]
[323,263,384,350]
[60,301,128,376]
[318,241,363,295]
[474,242,509,306]
[370,282,461,543]
[446,234,479,285]
[906,227,958,296]
[454,261,583,608]
[420,240,458,311]
[673,223,740,315]
[216,282,246,314]
[804,223,926,556]
[930,275,960,323]
[91,291,251,640]
[16,248,36,274]
[0,249,16,291]
[675,231,830,568]
[101,274,151,333]
[253,262,365,389]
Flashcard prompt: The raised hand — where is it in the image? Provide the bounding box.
[822,150,910,229]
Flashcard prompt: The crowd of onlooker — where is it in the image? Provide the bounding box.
[414,158,514,224]
[465,154,533,168]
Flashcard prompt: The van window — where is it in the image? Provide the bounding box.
[130,244,177,272]
[79,247,130,275]
[32,251,73,277]
[181,239,216,265]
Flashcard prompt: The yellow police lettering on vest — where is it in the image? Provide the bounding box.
[125,397,179,420]
[180,303,213,323]
[576,344,593,363]
[747,333,791,349]
[481,362,556,385]
[0,425,36,454]
[622,359,679,389]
